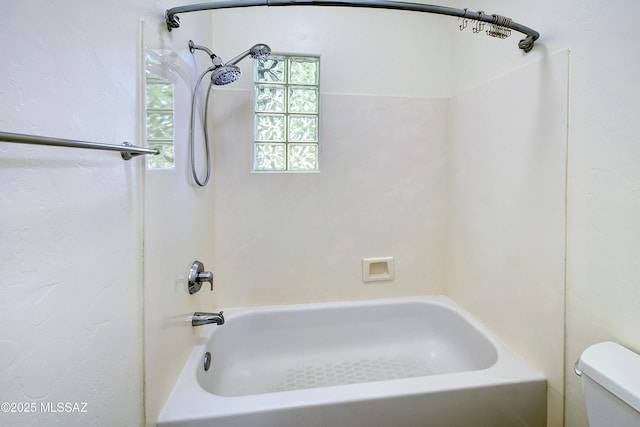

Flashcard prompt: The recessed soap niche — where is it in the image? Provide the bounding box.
[362,257,395,283]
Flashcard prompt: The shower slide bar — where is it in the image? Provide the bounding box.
[165,0,540,52]
[0,131,159,161]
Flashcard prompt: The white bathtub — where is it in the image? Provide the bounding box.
[157,296,546,427]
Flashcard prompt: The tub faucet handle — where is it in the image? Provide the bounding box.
[188,260,214,294]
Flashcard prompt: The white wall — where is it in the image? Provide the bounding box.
[0,1,148,425]
[210,6,452,97]
[0,1,211,426]
[450,1,640,426]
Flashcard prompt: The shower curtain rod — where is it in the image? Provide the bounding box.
[0,131,160,161]
[165,0,540,52]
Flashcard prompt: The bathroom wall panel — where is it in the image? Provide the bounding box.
[211,92,448,306]
[446,50,569,427]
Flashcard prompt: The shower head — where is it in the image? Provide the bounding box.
[210,65,242,86]
[251,44,272,59]
[226,44,272,65]
[209,44,271,85]
[189,40,271,85]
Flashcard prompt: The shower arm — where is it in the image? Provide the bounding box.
[165,0,540,52]
[226,49,254,66]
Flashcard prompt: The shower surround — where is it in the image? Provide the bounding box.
[208,50,568,426]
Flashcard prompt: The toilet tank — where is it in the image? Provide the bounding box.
[576,341,640,426]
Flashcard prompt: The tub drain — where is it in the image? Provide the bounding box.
[203,352,211,371]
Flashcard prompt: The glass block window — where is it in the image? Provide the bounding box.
[254,55,319,171]
[145,67,175,169]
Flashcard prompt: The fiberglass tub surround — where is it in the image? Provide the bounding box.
[158,296,546,427]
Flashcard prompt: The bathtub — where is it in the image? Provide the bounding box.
[157,296,546,427]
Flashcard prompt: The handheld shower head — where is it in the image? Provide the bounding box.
[210,65,242,86]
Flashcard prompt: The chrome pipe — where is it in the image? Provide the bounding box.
[0,131,159,160]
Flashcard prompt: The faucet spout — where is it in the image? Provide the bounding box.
[192,311,225,326]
